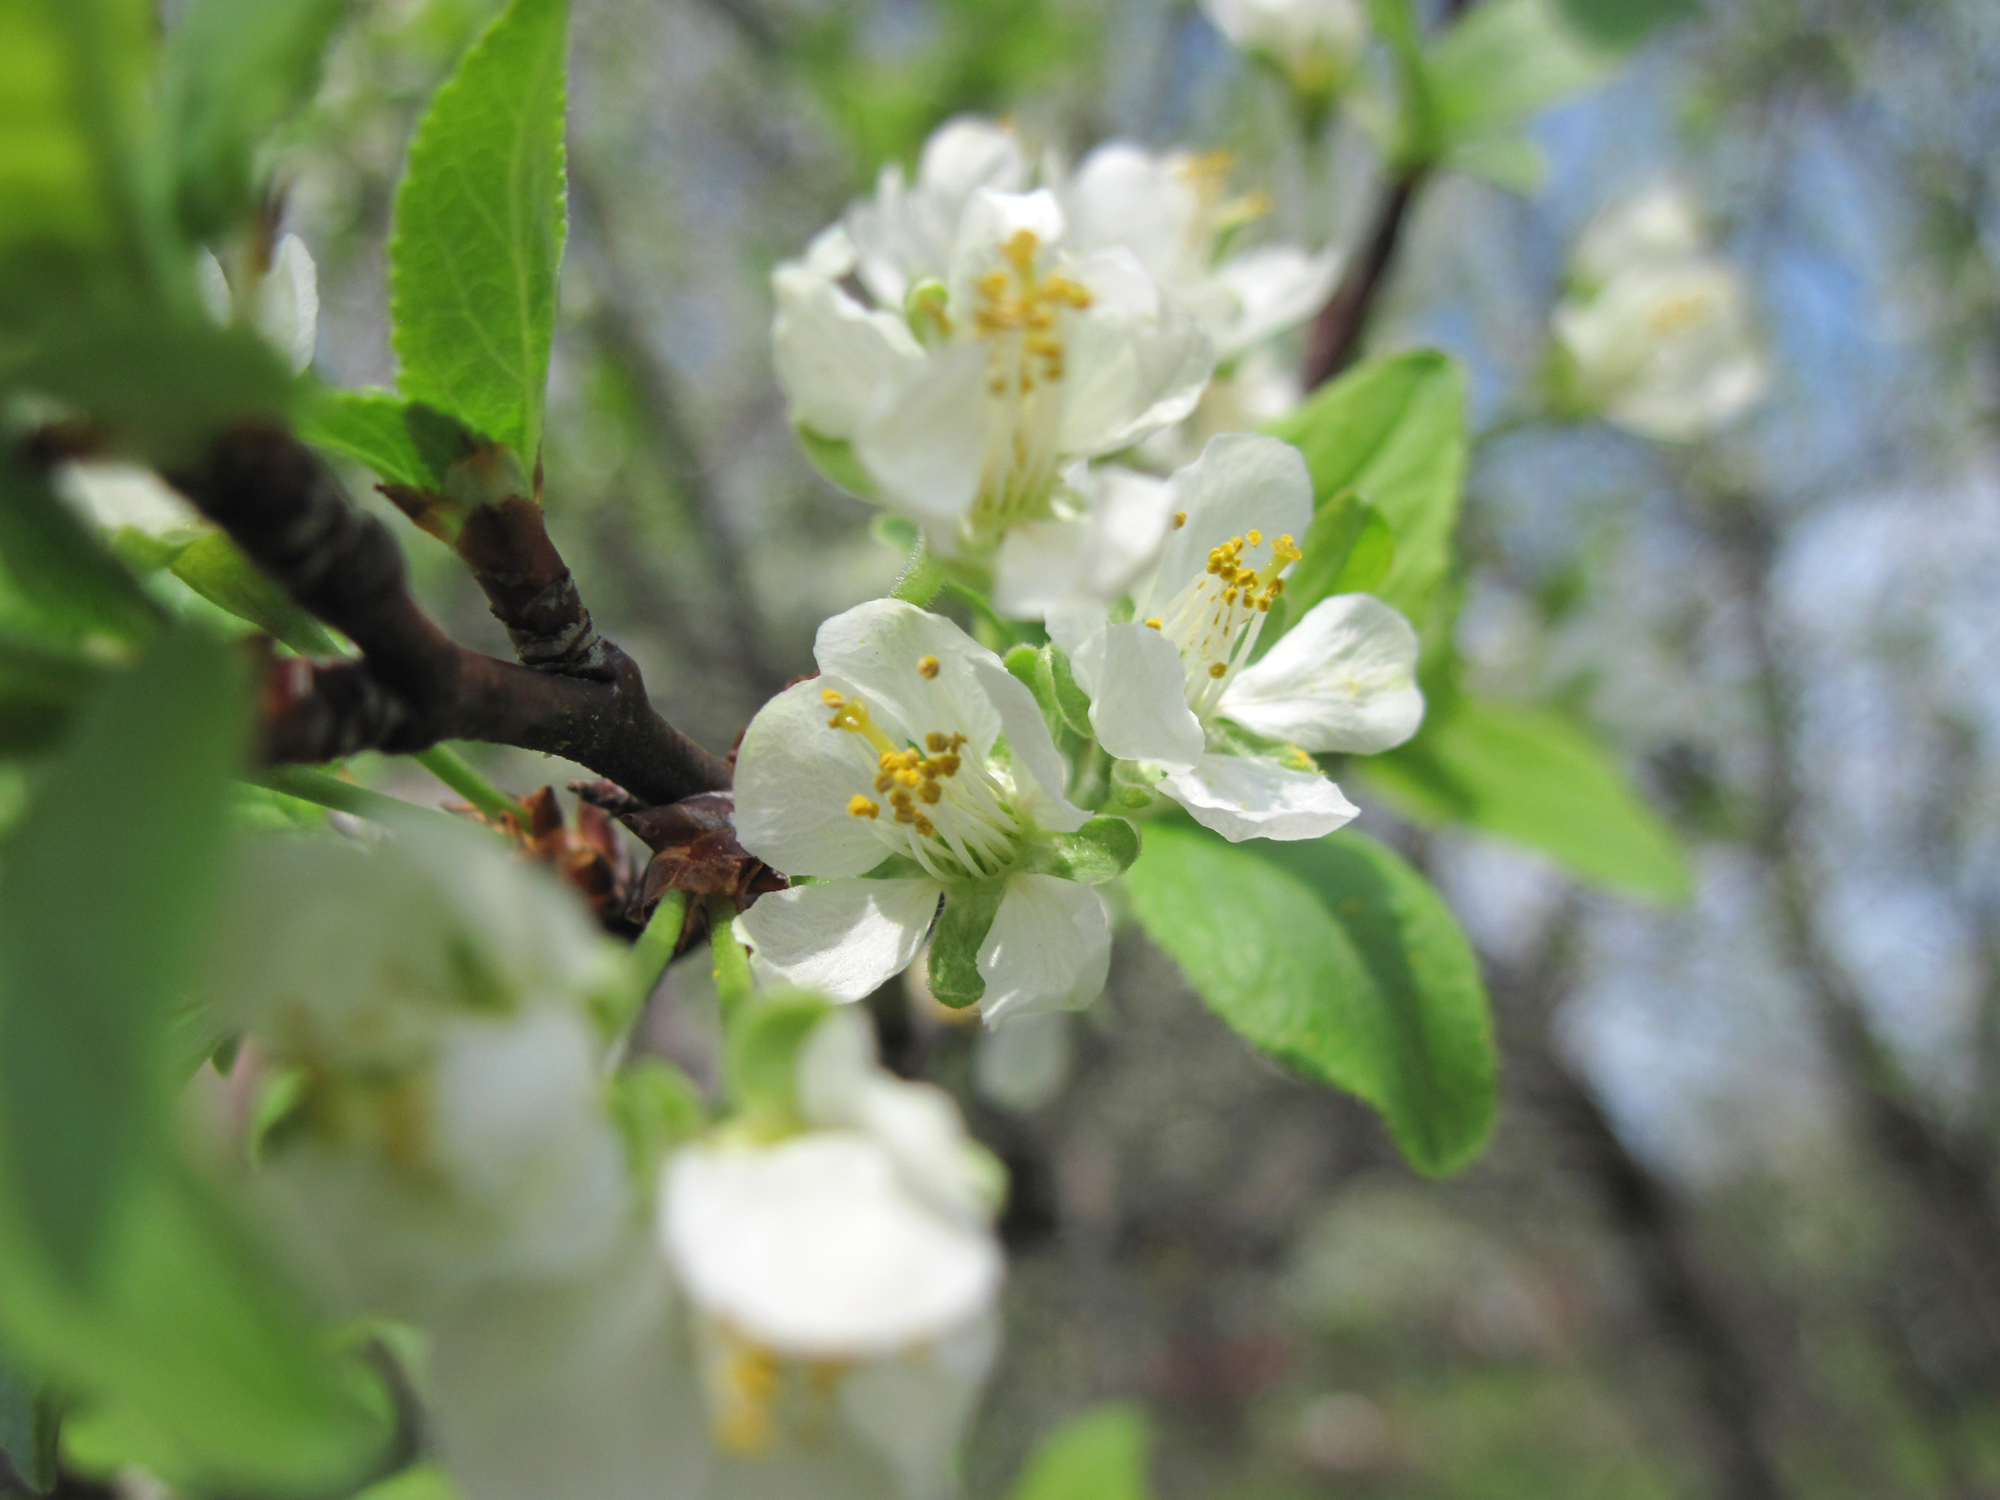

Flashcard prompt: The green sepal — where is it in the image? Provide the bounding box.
[1028,817,1140,885]
[724,990,832,1120]
[608,1059,707,1197]
[1107,758,1165,811]
[1004,643,1093,743]
[797,424,879,502]
[928,880,1008,1009]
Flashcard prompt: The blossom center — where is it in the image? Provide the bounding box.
[1148,528,1301,719]
[823,687,1021,881]
[966,229,1094,543]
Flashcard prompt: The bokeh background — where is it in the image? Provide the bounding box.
[282,0,2000,1494]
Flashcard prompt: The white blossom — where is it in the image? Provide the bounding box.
[197,232,320,375]
[1200,0,1371,100]
[1552,186,1768,442]
[1052,433,1424,842]
[773,168,1212,557]
[1062,143,1338,364]
[734,599,1113,1023]
[661,1009,1003,1500]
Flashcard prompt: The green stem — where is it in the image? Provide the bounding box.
[413,744,525,824]
[602,889,689,1040]
[709,900,755,1030]
[889,537,945,606]
[254,767,456,828]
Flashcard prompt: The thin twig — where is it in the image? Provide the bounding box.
[166,421,734,805]
[1302,172,1422,390]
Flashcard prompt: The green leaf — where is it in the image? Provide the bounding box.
[1126,822,1495,1175]
[1030,818,1140,885]
[1446,133,1547,195]
[1010,1404,1152,1500]
[0,631,111,754]
[157,0,349,240]
[0,458,155,644]
[725,992,831,1117]
[0,623,245,1278]
[1281,492,1396,624]
[298,388,476,492]
[1267,351,1466,623]
[799,426,881,503]
[1554,0,1699,53]
[929,880,1006,1009]
[1428,0,1618,145]
[167,532,343,655]
[1362,693,1693,902]
[389,0,571,462]
[0,1165,393,1493]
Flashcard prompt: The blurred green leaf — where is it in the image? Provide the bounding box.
[355,1464,466,1500]
[0,631,111,755]
[1127,822,1496,1176]
[0,459,156,645]
[1447,133,1548,194]
[1428,0,1618,144]
[1555,0,1699,52]
[1009,1403,1152,1500]
[166,532,343,655]
[725,992,831,1117]
[158,0,350,240]
[1268,350,1466,623]
[389,0,570,462]
[298,388,476,493]
[0,622,245,1278]
[0,1352,54,1495]
[608,1058,708,1179]
[1282,492,1397,625]
[1,1166,393,1493]
[1363,693,1694,902]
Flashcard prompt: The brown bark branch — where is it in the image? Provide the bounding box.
[456,492,616,679]
[1302,173,1422,391]
[167,421,734,806]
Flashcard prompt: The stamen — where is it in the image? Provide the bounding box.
[1145,617,1163,629]
[918,654,940,680]
[848,795,880,818]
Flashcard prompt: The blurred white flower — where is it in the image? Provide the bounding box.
[1051,434,1424,842]
[1138,345,1306,470]
[662,1009,1003,1500]
[1062,144,1338,364]
[198,231,320,375]
[208,821,631,1314]
[53,461,200,538]
[844,116,1034,306]
[989,460,1175,621]
[734,599,1112,1023]
[1552,187,1769,442]
[774,173,1212,556]
[1201,0,1371,100]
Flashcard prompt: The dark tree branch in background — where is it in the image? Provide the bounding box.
[1303,173,1422,390]
[1704,494,2000,1386]
[165,422,734,805]
[569,162,789,697]
[1482,908,1795,1500]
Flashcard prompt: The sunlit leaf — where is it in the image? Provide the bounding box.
[389,0,570,462]
[1127,822,1496,1175]
[1428,0,1618,143]
[1363,693,1694,902]
[158,0,350,240]
[1009,1403,1152,1500]
[1268,350,1466,624]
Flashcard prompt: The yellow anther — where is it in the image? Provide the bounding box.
[1003,229,1040,273]
[827,692,897,753]
[926,732,949,752]
[937,753,962,776]
[1209,662,1228,679]
[849,795,880,819]
[1267,577,1286,598]
[918,781,942,805]
[1173,511,1187,529]
[918,654,941,679]
[875,772,895,793]
[712,1341,782,1456]
[1247,529,1262,545]
[822,688,844,706]
[1145,617,1163,629]
[913,812,935,836]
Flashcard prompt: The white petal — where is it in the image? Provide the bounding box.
[813,598,1004,759]
[1058,248,1214,455]
[1044,601,1111,658]
[196,248,232,324]
[968,656,1090,833]
[854,342,990,529]
[1161,752,1359,842]
[1210,243,1340,357]
[1071,622,1204,770]
[1572,185,1706,286]
[950,187,1068,298]
[54,461,198,536]
[991,466,1173,620]
[976,874,1112,1025]
[259,233,319,374]
[1139,432,1313,616]
[1220,593,1425,753]
[838,1311,1000,1500]
[733,679,895,879]
[773,260,921,442]
[919,117,1030,201]
[1063,143,1196,290]
[663,1135,1003,1358]
[739,878,941,1002]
